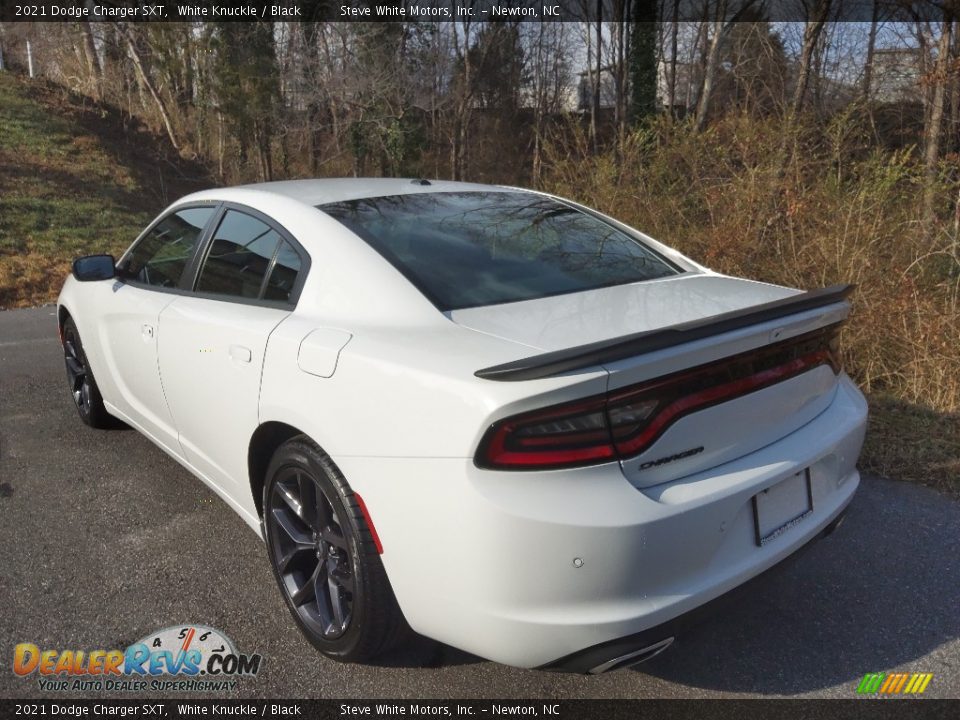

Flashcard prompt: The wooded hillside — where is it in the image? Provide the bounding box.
[0,6,957,491]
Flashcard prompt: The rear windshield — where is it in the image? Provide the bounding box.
[319,191,680,311]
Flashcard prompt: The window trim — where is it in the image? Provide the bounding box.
[117,201,311,310]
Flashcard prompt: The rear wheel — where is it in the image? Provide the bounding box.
[263,436,407,662]
[62,317,112,428]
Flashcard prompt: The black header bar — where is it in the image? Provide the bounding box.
[0,0,956,24]
[0,699,957,720]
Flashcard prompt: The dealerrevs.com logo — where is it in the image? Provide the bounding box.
[13,625,263,692]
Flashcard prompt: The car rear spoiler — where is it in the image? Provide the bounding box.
[474,284,855,382]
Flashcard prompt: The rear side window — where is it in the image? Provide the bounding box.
[319,192,679,311]
[195,209,303,304]
[123,207,214,288]
[263,240,302,303]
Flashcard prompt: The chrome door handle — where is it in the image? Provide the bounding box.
[229,345,252,363]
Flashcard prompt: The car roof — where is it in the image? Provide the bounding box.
[180,178,514,208]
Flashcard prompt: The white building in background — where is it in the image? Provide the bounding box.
[573,60,698,113]
[870,47,923,103]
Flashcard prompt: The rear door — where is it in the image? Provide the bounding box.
[157,206,308,497]
[99,205,217,455]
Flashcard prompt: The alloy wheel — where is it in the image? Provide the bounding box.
[63,335,91,414]
[267,468,355,639]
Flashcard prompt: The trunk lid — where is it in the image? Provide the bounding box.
[453,274,851,487]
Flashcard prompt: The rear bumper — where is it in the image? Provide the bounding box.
[539,506,850,673]
[335,374,868,669]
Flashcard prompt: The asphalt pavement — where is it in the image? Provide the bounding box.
[1,305,958,699]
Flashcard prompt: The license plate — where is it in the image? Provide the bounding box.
[752,469,813,546]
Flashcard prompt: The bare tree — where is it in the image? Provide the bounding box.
[924,17,954,236]
[862,0,880,101]
[450,11,479,179]
[523,23,572,183]
[694,0,758,132]
[666,0,681,115]
[118,24,181,152]
[792,0,832,116]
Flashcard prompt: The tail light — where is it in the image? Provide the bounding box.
[475,324,842,470]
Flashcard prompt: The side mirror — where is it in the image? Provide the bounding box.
[72,254,116,282]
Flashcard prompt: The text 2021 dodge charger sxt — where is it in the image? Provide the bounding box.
[57,179,867,673]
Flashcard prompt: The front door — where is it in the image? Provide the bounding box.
[99,206,217,455]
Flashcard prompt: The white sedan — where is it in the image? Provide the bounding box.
[57,179,867,672]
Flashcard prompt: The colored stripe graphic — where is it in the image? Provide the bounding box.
[857,673,885,694]
[857,672,932,695]
[879,674,896,693]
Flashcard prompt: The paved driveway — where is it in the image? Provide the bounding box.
[1,306,957,698]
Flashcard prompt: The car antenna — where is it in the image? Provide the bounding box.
[411,178,432,186]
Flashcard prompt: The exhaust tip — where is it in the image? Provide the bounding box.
[588,637,675,674]
[821,511,847,539]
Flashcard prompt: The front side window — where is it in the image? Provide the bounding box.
[122,207,214,288]
[319,192,680,311]
[195,210,302,304]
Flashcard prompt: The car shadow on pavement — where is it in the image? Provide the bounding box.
[372,633,481,669]
[635,474,960,695]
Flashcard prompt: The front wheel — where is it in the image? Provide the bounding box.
[62,317,113,428]
[262,436,408,662]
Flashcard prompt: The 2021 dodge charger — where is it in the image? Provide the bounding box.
[57,179,867,673]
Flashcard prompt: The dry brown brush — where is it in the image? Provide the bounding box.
[542,112,960,492]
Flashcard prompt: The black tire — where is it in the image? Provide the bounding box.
[262,435,408,662]
[62,317,113,429]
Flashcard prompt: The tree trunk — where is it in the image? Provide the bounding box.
[587,1,601,150]
[451,18,476,180]
[614,4,627,141]
[862,0,879,101]
[217,109,225,180]
[694,18,725,132]
[530,23,547,185]
[629,0,658,125]
[924,18,953,238]
[667,0,680,115]
[949,20,960,155]
[121,25,181,152]
[791,0,831,117]
[532,125,543,186]
[79,20,101,98]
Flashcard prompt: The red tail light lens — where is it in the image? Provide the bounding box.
[479,396,616,469]
[475,324,842,470]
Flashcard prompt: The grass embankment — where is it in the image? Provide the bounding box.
[0,73,211,308]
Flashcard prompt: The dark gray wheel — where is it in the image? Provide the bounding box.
[263,436,408,662]
[62,317,112,428]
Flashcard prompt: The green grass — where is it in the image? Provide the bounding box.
[0,73,211,307]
